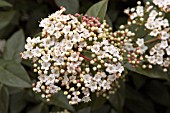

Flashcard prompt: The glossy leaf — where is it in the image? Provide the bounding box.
[27,103,49,113]
[86,0,108,21]
[0,11,16,30]
[109,81,125,113]
[0,60,31,88]
[145,80,170,107]
[125,63,170,81]
[3,29,25,63]
[55,0,79,14]
[0,0,12,7]
[77,107,91,113]
[125,85,156,113]
[91,95,107,111]
[0,84,9,113]
[49,91,75,112]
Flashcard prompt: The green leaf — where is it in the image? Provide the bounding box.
[0,0,12,7]
[55,0,79,14]
[0,84,9,113]
[9,90,27,113]
[91,95,107,111]
[77,107,91,113]
[0,60,31,88]
[125,85,156,113]
[131,74,146,90]
[0,11,16,30]
[145,80,170,107]
[105,14,113,28]
[49,91,75,112]
[86,0,109,21]
[125,63,170,81]
[3,29,25,63]
[109,81,125,113]
[27,103,49,113]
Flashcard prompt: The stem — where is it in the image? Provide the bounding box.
[144,36,160,44]
[79,54,92,61]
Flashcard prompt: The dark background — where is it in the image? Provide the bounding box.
[0,0,170,113]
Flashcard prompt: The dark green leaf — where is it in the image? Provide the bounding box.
[77,107,91,113]
[9,90,27,113]
[105,14,113,28]
[0,0,12,7]
[49,91,75,112]
[55,0,79,14]
[27,103,49,113]
[125,63,170,81]
[131,74,146,89]
[125,85,156,113]
[109,81,125,113]
[86,0,109,21]
[145,80,170,107]
[0,84,9,113]
[91,95,107,111]
[3,29,25,63]
[0,11,16,30]
[0,60,31,88]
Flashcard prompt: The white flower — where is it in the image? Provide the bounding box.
[62,75,69,84]
[65,40,73,50]
[156,56,163,65]
[69,52,79,61]
[71,96,81,104]
[160,40,168,49]
[54,22,64,30]
[81,96,91,102]
[45,74,55,85]
[25,43,33,51]
[147,55,156,64]
[138,45,148,54]
[41,62,51,70]
[101,80,111,90]
[106,64,117,74]
[91,44,100,53]
[41,54,51,62]
[108,74,117,82]
[166,46,170,55]
[160,31,169,40]
[150,29,159,36]
[32,47,42,57]
[136,6,144,16]
[89,81,97,92]
[22,51,33,59]
[72,32,81,42]
[83,74,91,83]
[38,74,48,82]
[124,42,135,51]
[149,10,158,18]
[136,38,144,46]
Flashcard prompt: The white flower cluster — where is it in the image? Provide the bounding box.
[122,1,170,71]
[145,8,170,71]
[21,7,124,104]
[0,39,6,55]
[153,0,170,12]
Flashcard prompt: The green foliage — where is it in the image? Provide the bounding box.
[55,0,79,14]
[3,29,25,63]
[0,0,170,113]
[86,0,108,21]
[0,0,12,7]
[0,60,31,87]
[0,84,9,113]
